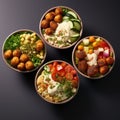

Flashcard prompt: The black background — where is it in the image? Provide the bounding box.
[0,0,120,120]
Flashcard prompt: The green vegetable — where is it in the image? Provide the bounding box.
[31,56,41,67]
[4,33,20,50]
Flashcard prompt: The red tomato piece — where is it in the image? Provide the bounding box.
[99,41,109,48]
[61,62,67,68]
[65,65,73,73]
[65,73,73,80]
[51,72,58,81]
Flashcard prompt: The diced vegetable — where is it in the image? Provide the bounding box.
[67,11,77,19]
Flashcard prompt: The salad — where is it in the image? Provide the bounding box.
[40,6,83,48]
[72,36,115,79]
[3,29,46,72]
[35,61,79,103]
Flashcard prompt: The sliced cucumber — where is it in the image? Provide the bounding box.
[67,21,73,29]
[71,18,80,23]
[63,16,69,21]
[71,33,80,38]
[67,11,77,19]
[73,21,81,31]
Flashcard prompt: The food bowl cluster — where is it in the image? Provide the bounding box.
[72,36,115,79]
[2,29,46,73]
[35,60,80,104]
[39,6,83,49]
[2,6,116,104]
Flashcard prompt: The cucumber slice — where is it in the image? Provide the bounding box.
[63,16,69,21]
[71,18,80,23]
[73,21,81,31]
[71,33,80,38]
[67,11,77,19]
[67,21,73,29]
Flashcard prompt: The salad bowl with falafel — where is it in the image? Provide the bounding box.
[72,36,115,79]
[2,29,46,73]
[39,6,83,49]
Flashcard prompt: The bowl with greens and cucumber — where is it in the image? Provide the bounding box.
[35,60,80,104]
[39,6,83,49]
[2,29,47,73]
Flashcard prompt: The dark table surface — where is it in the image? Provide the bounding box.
[0,0,120,120]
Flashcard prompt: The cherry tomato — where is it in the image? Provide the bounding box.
[99,41,109,48]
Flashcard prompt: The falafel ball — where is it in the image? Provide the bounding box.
[54,14,62,23]
[99,65,109,75]
[78,60,88,74]
[25,61,34,70]
[45,27,54,35]
[4,49,13,59]
[45,12,55,21]
[106,57,114,65]
[75,50,86,60]
[11,56,19,67]
[50,21,58,30]
[41,19,49,29]
[13,49,21,57]
[87,65,99,77]
[20,54,29,63]
[55,7,63,15]
[17,62,25,71]
[97,58,106,67]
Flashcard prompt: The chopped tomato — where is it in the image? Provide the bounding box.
[53,61,58,67]
[64,65,73,73]
[58,70,65,77]
[99,41,109,48]
[48,64,53,70]
[71,69,77,75]
[51,72,58,81]
[65,73,73,80]
[72,79,78,88]
[51,66,56,73]
[61,62,67,68]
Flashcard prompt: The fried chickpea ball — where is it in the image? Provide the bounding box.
[87,65,99,77]
[45,27,54,35]
[97,58,106,67]
[4,49,13,59]
[45,12,55,21]
[36,40,44,51]
[20,54,29,63]
[54,14,62,23]
[11,56,19,67]
[75,50,86,60]
[106,57,114,65]
[55,7,63,15]
[17,62,25,71]
[25,61,34,70]
[78,60,88,74]
[50,21,58,30]
[99,65,109,75]
[41,19,50,29]
[13,49,21,57]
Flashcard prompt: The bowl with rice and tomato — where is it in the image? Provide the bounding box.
[72,36,115,79]
[2,29,47,73]
[39,6,83,49]
[35,60,80,104]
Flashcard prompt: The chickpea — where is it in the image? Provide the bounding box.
[54,14,62,23]
[50,21,58,30]
[11,56,19,67]
[4,49,13,59]
[17,62,25,71]
[25,61,34,70]
[55,7,63,15]
[13,49,21,57]
[20,54,29,63]
[41,19,50,29]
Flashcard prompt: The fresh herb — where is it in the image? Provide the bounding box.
[31,56,41,67]
[4,33,20,50]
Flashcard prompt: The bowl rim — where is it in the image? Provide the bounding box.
[72,35,116,79]
[39,5,83,49]
[34,59,80,104]
[2,29,47,73]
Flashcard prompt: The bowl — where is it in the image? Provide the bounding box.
[72,36,115,79]
[39,6,83,49]
[35,60,80,104]
[2,29,47,73]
